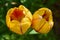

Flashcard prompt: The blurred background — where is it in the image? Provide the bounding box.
[0,0,60,40]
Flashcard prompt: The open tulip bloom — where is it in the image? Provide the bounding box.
[6,5,32,35]
[6,5,54,35]
[32,8,54,34]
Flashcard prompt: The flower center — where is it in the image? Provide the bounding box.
[42,11,49,21]
[10,8,25,21]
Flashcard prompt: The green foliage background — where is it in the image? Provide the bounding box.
[0,0,60,40]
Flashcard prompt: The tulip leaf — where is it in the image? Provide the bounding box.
[29,30,38,34]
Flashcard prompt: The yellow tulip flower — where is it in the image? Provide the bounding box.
[32,8,54,34]
[6,5,32,35]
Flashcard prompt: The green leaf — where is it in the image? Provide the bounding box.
[29,30,38,34]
